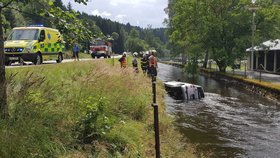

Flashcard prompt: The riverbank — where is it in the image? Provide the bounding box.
[1,60,198,157]
[160,61,280,102]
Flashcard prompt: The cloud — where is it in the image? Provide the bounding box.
[61,0,167,28]
[115,14,127,23]
[102,11,112,17]
[91,9,112,17]
[116,14,127,19]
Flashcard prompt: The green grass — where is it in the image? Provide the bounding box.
[2,60,199,158]
[64,50,92,59]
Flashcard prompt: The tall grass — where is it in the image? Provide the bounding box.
[1,60,199,157]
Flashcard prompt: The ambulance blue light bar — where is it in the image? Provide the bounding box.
[29,24,44,27]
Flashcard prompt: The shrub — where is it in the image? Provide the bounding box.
[75,96,113,144]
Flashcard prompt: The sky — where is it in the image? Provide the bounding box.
[61,0,168,28]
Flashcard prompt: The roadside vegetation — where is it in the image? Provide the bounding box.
[64,51,92,59]
[1,60,199,158]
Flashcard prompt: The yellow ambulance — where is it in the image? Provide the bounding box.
[4,26,65,65]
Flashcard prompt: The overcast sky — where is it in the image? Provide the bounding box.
[61,0,168,28]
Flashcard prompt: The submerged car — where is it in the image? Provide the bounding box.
[164,81,205,100]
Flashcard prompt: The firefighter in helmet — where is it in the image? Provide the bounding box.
[148,50,157,77]
[132,52,139,73]
[141,51,149,74]
[119,52,127,68]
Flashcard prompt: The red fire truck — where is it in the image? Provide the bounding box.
[90,40,112,58]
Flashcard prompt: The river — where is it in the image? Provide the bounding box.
[158,63,280,158]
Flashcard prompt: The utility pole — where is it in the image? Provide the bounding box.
[249,0,258,70]
[152,76,160,158]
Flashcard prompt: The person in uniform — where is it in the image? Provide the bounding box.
[141,52,149,74]
[119,52,127,68]
[148,50,158,77]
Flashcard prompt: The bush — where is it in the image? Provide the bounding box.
[185,61,198,75]
[75,96,113,144]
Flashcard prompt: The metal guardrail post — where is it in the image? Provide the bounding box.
[152,76,160,158]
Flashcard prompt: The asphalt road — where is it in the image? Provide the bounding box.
[5,58,92,69]
[5,55,122,69]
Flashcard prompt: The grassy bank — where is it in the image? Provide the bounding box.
[1,60,198,157]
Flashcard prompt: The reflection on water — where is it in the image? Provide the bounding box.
[158,63,280,158]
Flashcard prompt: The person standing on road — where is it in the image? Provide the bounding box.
[119,52,127,68]
[73,44,79,61]
[148,50,158,77]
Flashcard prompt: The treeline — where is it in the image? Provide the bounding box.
[2,0,168,55]
[80,13,168,55]
[166,0,280,72]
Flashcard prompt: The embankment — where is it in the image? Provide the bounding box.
[1,60,198,158]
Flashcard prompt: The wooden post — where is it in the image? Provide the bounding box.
[152,76,160,158]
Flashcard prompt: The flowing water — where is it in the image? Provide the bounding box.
[158,63,280,158]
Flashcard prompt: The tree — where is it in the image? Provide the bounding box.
[3,9,26,30]
[143,26,165,57]
[168,0,280,72]
[111,32,119,41]
[0,1,9,118]
[67,2,72,11]
[130,28,140,39]
[54,0,67,11]
[77,12,167,54]
[125,28,149,52]
[0,0,89,119]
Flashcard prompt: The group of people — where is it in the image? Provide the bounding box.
[141,50,158,77]
[118,50,158,77]
[71,44,157,77]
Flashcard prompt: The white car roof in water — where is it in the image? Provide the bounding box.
[164,81,201,88]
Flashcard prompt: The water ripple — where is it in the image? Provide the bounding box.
[159,63,280,158]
